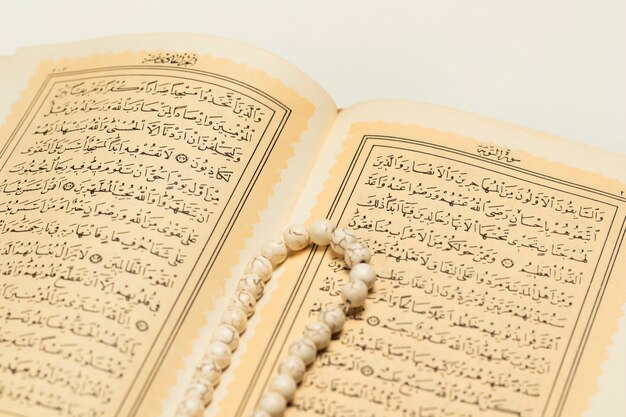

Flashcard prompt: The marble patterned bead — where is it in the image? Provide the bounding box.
[344,241,372,268]
[329,228,357,255]
[260,240,288,266]
[258,392,287,417]
[341,279,368,308]
[288,338,317,366]
[207,341,232,370]
[269,373,297,402]
[230,289,256,318]
[319,305,346,334]
[245,256,273,282]
[308,219,335,246]
[283,223,310,251]
[303,321,332,350]
[196,360,221,387]
[180,395,203,417]
[211,324,240,351]
[238,273,265,299]
[220,307,248,334]
[278,355,306,383]
[349,263,377,289]
[187,381,214,405]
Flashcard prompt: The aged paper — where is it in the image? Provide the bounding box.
[221,104,626,417]
[0,44,334,417]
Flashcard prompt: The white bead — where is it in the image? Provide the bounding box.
[349,263,377,289]
[341,279,368,308]
[187,381,214,405]
[288,338,317,366]
[238,273,265,299]
[282,223,310,251]
[207,341,232,370]
[278,355,306,383]
[248,410,272,417]
[181,395,203,416]
[319,306,346,334]
[303,321,331,350]
[258,392,287,417]
[329,228,357,255]
[309,219,335,246]
[230,289,256,318]
[196,360,221,387]
[245,256,273,282]
[220,307,247,334]
[344,241,371,268]
[211,324,239,351]
[260,240,288,266]
[269,374,297,402]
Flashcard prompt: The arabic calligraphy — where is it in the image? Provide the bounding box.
[141,52,198,67]
[286,143,615,417]
[0,68,274,417]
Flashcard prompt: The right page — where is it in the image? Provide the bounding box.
[216,100,626,417]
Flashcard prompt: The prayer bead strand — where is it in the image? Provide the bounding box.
[176,220,375,417]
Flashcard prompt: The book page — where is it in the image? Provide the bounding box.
[0,35,337,417]
[220,100,626,417]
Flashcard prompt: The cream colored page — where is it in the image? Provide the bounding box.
[0,35,337,417]
[218,100,626,417]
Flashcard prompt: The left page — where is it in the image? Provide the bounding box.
[0,34,337,417]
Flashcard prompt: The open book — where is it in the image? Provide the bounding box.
[0,34,624,417]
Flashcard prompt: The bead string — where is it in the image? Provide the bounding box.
[176,219,375,417]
